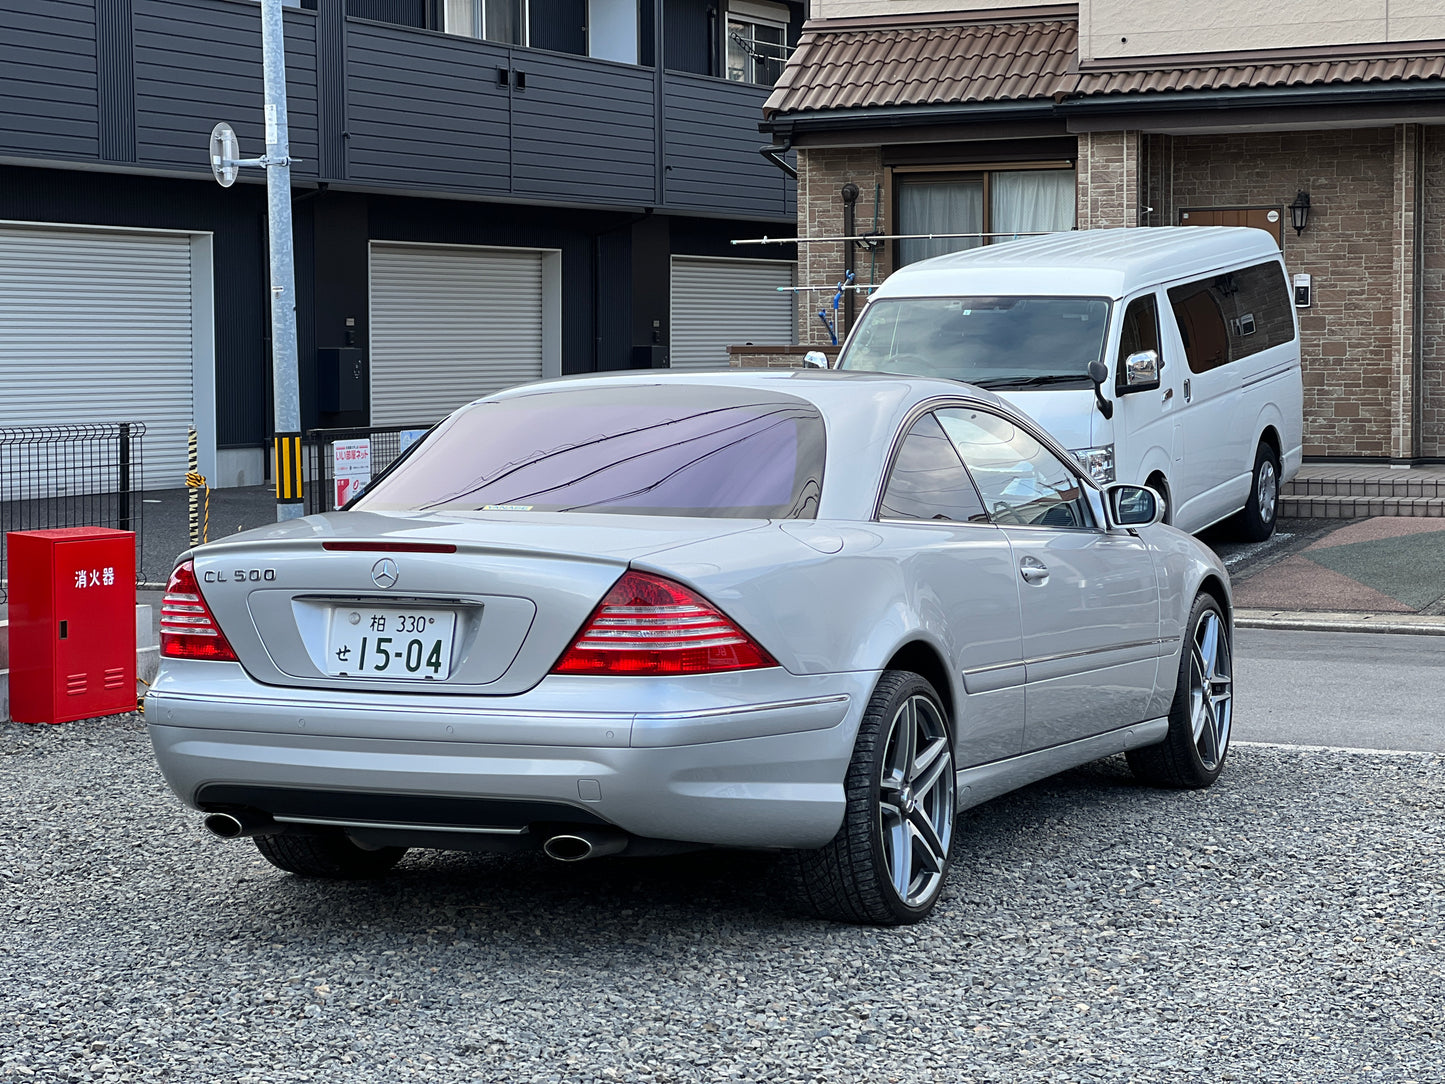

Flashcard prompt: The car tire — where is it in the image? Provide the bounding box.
[252,830,407,879]
[1233,443,1280,542]
[1127,593,1233,789]
[791,670,956,925]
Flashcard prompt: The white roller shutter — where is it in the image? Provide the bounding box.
[670,256,795,371]
[0,225,199,494]
[370,242,546,426]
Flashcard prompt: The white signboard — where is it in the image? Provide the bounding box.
[333,438,371,507]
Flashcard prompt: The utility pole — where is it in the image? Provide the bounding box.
[260,0,303,520]
[209,0,303,521]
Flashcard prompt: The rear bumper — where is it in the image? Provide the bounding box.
[144,665,873,850]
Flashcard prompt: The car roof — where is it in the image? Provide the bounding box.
[870,226,1283,301]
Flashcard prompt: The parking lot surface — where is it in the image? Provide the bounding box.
[2,716,1441,1083]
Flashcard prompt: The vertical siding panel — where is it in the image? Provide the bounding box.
[96,0,137,163]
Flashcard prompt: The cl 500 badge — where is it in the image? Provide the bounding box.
[203,569,277,583]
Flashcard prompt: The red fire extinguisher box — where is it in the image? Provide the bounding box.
[6,527,136,724]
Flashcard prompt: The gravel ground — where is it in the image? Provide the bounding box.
[2,716,1442,1084]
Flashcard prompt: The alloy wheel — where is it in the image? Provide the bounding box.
[1189,609,1233,772]
[877,694,955,907]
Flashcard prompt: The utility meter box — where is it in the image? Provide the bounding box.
[6,527,136,724]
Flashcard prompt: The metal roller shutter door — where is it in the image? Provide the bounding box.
[670,257,795,371]
[0,225,197,494]
[369,243,545,427]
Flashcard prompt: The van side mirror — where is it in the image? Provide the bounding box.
[1120,349,1161,393]
[1105,483,1165,529]
[1086,359,1114,420]
[803,350,831,369]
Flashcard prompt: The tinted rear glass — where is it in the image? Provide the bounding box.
[354,383,825,519]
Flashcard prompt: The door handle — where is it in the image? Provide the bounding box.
[1183,378,1192,403]
[1019,556,1049,586]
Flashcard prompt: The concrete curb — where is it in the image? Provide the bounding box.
[1235,608,1445,635]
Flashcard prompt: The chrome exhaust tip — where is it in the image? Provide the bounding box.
[542,830,627,862]
[203,811,275,840]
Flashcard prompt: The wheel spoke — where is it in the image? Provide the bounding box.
[880,805,910,895]
[911,734,948,788]
[887,700,917,784]
[909,809,947,873]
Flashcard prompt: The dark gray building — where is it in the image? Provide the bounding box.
[0,0,801,489]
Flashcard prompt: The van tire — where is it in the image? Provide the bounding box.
[1234,443,1280,542]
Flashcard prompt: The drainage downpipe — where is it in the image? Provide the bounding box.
[542,829,629,862]
[204,811,278,839]
[760,137,797,180]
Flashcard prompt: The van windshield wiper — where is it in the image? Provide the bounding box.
[973,374,1092,389]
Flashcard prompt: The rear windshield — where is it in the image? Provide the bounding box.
[353,383,826,519]
[838,296,1111,389]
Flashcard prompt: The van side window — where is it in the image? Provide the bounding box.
[1168,260,1296,374]
[1116,294,1161,392]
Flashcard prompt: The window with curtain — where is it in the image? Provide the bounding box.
[896,168,1076,267]
[444,0,528,44]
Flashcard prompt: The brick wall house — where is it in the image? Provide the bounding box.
[759,4,1445,461]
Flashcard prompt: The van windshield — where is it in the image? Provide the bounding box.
[837,296,1112,389]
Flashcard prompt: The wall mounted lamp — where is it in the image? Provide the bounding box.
[1288,190,1311,235]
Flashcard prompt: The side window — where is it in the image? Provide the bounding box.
[935,408,1093,530]
[1168,260,1296,374]
[1116,293,1162,392]
[879,413,989,523]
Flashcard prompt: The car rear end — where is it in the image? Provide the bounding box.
[145,379,873,856]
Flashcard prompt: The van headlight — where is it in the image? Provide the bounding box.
[1070,444,1115,485]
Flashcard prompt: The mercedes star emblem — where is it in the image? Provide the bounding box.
[371,557,400,589]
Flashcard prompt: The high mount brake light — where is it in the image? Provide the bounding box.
[159,561,238,662]
[552,571,777,676]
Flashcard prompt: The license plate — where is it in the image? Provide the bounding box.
[326,606,457,679]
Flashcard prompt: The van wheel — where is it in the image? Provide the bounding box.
[1234,444,1280,542]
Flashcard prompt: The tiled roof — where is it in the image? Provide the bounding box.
[764,17,1445,120]
[1058,55,1445,97]
[762,19,1077,119]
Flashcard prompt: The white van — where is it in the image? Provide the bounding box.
[836,227,1303,539]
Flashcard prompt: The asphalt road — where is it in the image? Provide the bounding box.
[1234,628,1445,752]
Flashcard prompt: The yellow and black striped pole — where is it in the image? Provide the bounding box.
[187,428,199,547]
[274,432,304,513]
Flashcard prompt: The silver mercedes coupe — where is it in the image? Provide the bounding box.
[147,370,1234,925]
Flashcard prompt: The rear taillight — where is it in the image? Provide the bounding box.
[160,561,238,662]
[552,571,777,676]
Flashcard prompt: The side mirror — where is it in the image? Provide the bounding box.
[1120,349,1161,393]
[1105,483,1165,529]
[1086,358,1114,420]
[803,350,830,369]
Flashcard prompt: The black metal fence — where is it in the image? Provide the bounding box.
[302,424,430,516]
[0,422,146,603]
